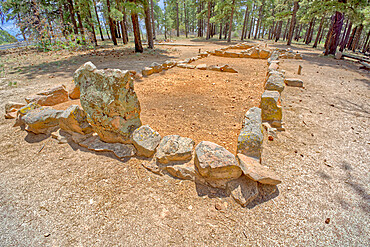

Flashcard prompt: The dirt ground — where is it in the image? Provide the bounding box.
[0,39,369,246]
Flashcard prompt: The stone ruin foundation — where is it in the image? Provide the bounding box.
[5,43,304,207]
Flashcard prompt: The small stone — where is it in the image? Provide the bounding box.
[132,125,161,157]
[268,136,274,141]
[227,176,258,207]
[22,108,64,134]
[325,218,330,224]
[150,62,162,73]
[69,85,80,99]
[207,65,222,71]
[237,154,281,185]
[195,141,242,180]
[261,91,282,122]
[215,201,228,211]
[196,64,207,70]
[284,78,304,87]
[58,105,93,135]
[25,85,69,106]
[51,129,69,144]
[220,64,238,73]
[166,161,196,181]
[79,135,136,159]
[156,135,194,164]
[5,102,25,113]
[142,67,154,76]
[265,73,285,93]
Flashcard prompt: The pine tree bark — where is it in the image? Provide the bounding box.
[347,26,357,49]
[254,4,262,39]
[275,21,283,42]
[351,24,363,51]
[283,19,290,40]
[219,23,223,39]
[144,0,154,49]
[106,0,117,45]
[206,1,211,40]
[86,3,97,45]
[324,11,344,55]
[176,2,180,37]
[362,30,370,53]
[75,4,85,37]
[67,0,79,35]
[150,0,156,40]
[93,0,104,41]
[287,1,299,45]
[339,21,351,51]
[184,0,188,38]
[244,10,250,39]
[227,0,236,42]
[313,14,325,48]
[131,11,143,52]
[241,6,249,40]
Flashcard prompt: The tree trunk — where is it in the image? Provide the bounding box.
[254,4,262,39]
[241,6,249,40]
[313,14,325,48]
[131,11,143,52]
[144,0,154,49]
[351,24,363,51]
[86,3,97,46]
[305,17,315,44]
[150,0,156,40]
[227,0,236,42]
[67,0,79,35]
[283,19,290,40]
[184,0,188,38]
[362,30,370,53]
[75,4,85,37]
[219,23,223,39]
[324,11,344,55]
[93,0,104,41]
[224,23,228,39]
[287,1,298,45]
[106,0,117,45]
[347,26,357,49]
[275,21,283,42]
[339,21,351,51]
[206,1,211,40]
[176,2,179,37]
[244,10,250,39]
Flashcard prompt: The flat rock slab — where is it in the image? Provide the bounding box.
[237,107,263,159]
[25,85,69,106]
[227,176,259,207]
[261,91,282,122]
[22,108,63,134]
[195,141,242,180]
[166,161,197,181]
[58,105,93,135]
[79,135,136,159]
[156,135,194,164]
[284,78,304,87]
[132,125,161,157]
[237,154,281,185]
[74,62,142,143]
[265,73,285,93]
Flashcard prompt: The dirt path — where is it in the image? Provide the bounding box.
[0,40,369,246]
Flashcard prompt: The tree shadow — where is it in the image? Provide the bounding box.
[13,47,178,80]
[333,97,370,118]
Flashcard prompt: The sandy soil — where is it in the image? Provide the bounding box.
[0,39,369,246]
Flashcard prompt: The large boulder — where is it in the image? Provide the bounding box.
[132,125,161,157]
[58,105,93,135]
[237,154,281,185]
[155,135,194,164]
[25,85,69,106]
[261,91,282,122]
[22,108,63,134]
[227,176,259,207]
[265,73,285,93]
[195,141,242,181]
[73,62,142,143]
[237,107,263,159]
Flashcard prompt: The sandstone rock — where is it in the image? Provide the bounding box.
[261,91,282,122]
[237,107,263,159]
[220,64,238,73]
[249,48,260,58]
[142,67,154,76]
[5,102,25,113]
[207,65,221,72]
[58,105,93,135]
[196,64,207,70]
[79,135,136,159]
[259,49,271,59]
[268,51,280,63]
[69,85,80,99]
[284,78,304,87]
[150,62,162,73]
[295,53,303,59]
[74,62,141,143]
[156,135,194,164]
[195,141,242,180]
[268,62,279,71]
[25,85,69,106]
[214,49,224,56]
[51,129,69,144]
[237,154,281,185]
[132,125,161,157]
[265,73,285,93]
[199,52,209,58]
[223,51,241,58]
[227,176,258,207]
[166,161,196,181]
[142,160,162,175]
[5,112,17,119]
[17,102,42,117]
[22,108,63,134]
[178,64,195,69]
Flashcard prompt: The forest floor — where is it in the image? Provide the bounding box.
[0,39,369,246]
